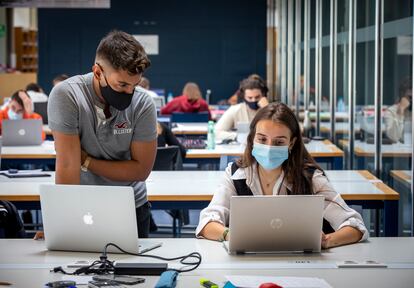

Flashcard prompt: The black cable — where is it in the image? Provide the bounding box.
[103,242,202,273]
[51,242,202,275]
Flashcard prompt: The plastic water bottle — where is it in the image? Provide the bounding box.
[337,97,345,112]
[207,120,216,150]
[167,92,173,103]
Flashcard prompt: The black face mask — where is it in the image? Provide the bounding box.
[245,99,260,110]
[98,68,134,111]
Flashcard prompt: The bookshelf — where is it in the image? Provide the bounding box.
[14,27,38,72]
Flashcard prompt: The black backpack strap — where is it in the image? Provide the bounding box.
[231,162,253,196]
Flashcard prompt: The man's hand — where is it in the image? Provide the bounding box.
[19,91,33,115]
[81,149,88,165]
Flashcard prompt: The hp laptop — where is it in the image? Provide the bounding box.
[40,184,161,253]
[224,195,324,254]
[2,119,43,146]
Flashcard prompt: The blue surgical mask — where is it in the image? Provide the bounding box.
[252,142,289,170]
[7,109,23,120]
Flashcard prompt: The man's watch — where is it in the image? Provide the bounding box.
[81,156,91,172]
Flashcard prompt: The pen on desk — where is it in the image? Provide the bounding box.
[200,278,219,288]
[0,281,12,285]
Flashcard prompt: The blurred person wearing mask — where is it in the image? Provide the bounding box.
[0,90,45,139]
[215,75,269,141]
[44,30,156,239]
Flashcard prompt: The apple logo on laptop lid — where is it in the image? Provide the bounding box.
[83,212,94,225]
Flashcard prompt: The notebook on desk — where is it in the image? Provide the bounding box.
[223,195,324,254]
[40,184,161,254]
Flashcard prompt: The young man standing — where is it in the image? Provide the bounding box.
[47,31,157,238]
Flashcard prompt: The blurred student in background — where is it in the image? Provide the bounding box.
[0,90,45,139]
[160,82,211,118]
[139,77,160,99]
[384,77,412,143]
[52,74,69,87]
[26,83,48,103]
[215,75,269,141]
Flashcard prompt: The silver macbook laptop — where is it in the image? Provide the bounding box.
[40,184,161,254]
[224,195,324,254]
[2,119,43,146]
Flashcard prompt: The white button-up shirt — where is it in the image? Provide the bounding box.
[196,162,368,241]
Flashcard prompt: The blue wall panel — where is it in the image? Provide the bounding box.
[38,0,266,103]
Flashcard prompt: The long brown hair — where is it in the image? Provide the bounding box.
[237,102,323,195]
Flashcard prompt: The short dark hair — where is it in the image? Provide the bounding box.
[96,30,151,75]
[239,75,268,99]
[53,74,69,83]
[25,83,43,92]
[11,90,29,108]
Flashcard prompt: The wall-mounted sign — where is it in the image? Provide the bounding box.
[133,35,159,55]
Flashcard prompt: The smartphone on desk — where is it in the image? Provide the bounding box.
[92,275,145,285]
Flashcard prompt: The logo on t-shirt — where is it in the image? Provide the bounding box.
[113,121,132,135]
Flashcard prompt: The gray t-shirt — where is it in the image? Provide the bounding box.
[48,73,157,207]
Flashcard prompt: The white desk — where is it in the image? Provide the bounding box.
[1,141,56,159]
[390,170,411,185]
[0,238,413,288]
[0,170,398,202]
[0,170,399,236]
[340,140,412,158]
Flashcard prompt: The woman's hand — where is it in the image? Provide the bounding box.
[34,231,44,240]
[321,232,332,249]
[258,97,269,108]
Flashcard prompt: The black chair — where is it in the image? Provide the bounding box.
[153,146,183,171]
[0,200,26,238]
[152,146,188,236]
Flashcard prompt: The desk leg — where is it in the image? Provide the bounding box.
[384,200,399,236]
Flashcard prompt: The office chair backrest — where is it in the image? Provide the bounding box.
[34,102,48,124]
[153,146,183,171]
[0,200,26,238]
[170,112,209,123]
[219,155,240,171]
